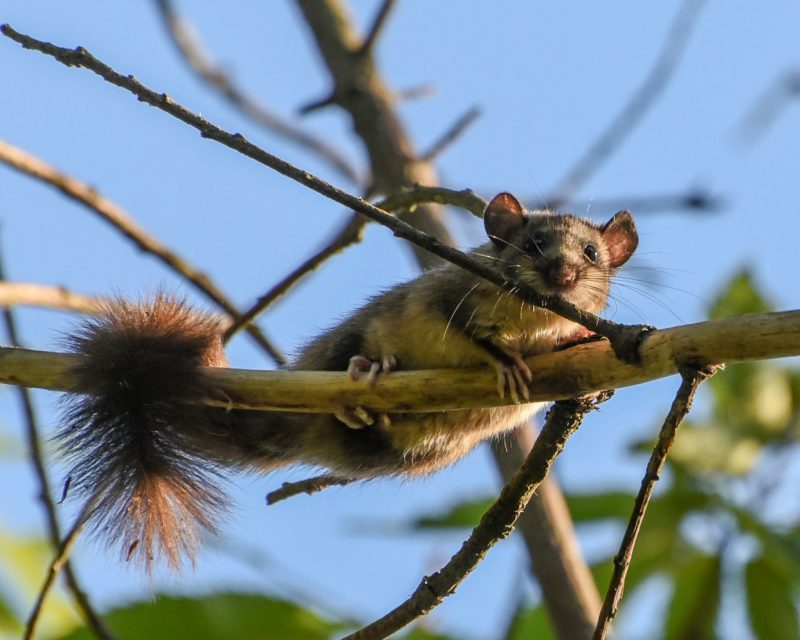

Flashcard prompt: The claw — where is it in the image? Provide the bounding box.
[493,351,532,404]
[335,406,375,429]
[347,354,397,387]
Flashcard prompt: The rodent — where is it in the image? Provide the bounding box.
[58,192,638,569]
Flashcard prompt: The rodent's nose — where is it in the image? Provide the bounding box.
[547,261,578,289]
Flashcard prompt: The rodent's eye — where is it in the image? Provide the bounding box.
[583,243,599,264]
[525,232,545,253]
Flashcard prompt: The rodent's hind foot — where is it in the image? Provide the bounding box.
[347,354,397,386]
[494,353,532,404]
[335,406,392,430]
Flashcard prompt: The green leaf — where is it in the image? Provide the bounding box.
[401,628,459,639]
[566,491,636,523]
[504,605,556,640]
[745,554,800,640]
[410,498,492,530]
[57,593,346,640]
[708,269,773,320]
[663,553,721,640]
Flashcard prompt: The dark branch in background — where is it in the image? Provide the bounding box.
[152,0,361,184]
[0,25,649,356]
[546,0,708,207]
[419,106,482,162]
[524,186,723,216]
[592,365,718,640]
[734,69,800,146]
[225,186,485,340]
[344,393,613,640]
[357,0,398,56]
[0,249,115,640]
[0,138,285,366]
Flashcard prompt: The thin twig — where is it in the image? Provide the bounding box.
[152,0,360,184]
[0,249,115,640]
[358,0,398,56]
[592,364,718,640]
[225,186,486,341]
[0,282,104,314]
[547,0,707,206]
[343,393,612,640]
[419,106,482,162]
[224,214,366,341]
[266,474,353,505]
[0,137,285,365]
[0,26,644,352]
[24,500,99,640]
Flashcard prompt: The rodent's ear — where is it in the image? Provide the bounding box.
[484,192,526,246]
[601,210,638,268]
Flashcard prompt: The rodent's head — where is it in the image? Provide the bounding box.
[483,192,638,312]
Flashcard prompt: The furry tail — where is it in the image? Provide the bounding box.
[59,294,231,570]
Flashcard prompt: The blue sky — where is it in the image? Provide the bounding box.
[1,2,799,638]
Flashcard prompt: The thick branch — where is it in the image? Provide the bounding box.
[2,310,797,413]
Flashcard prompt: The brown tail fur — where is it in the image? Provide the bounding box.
[59,294,231,570]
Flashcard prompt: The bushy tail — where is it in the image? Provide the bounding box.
[59,294,231,570]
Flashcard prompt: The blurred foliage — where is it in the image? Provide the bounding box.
[408,270,800,639]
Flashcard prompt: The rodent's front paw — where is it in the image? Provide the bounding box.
[335,406,391,430]
[347,354,397,386]
[494,354,532,404]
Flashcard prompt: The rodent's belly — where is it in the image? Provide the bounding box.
[388,402,547,475]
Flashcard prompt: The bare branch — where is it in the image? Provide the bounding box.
[524,186,723,216]
[24,501,97,640]
[343,394,611,640]
[3,310,798,414]
[491,431,601,639]
[0,282,104,314]
[734,69,800,146]
[419,106,482,162]
[547,0,708,206]
[592,365,718,640]
[266,474,352,505]
[0,255,113,639]
[225,186,485,341]
[0,26,643,351]
[152,0,361,184]
[358,0,399,56]
[0,137,285,365]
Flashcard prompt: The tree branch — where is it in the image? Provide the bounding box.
[419,106,482,162]
[343,394,611,640]
[265,474,352,505]
[592,365,718,639]
[0,282,104,314]
[151,0,361,184]
[357,0,398,56]
[0,26,645,354]
[547,0,707,206]
[2,310,797,413]
[0,137,285,365]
